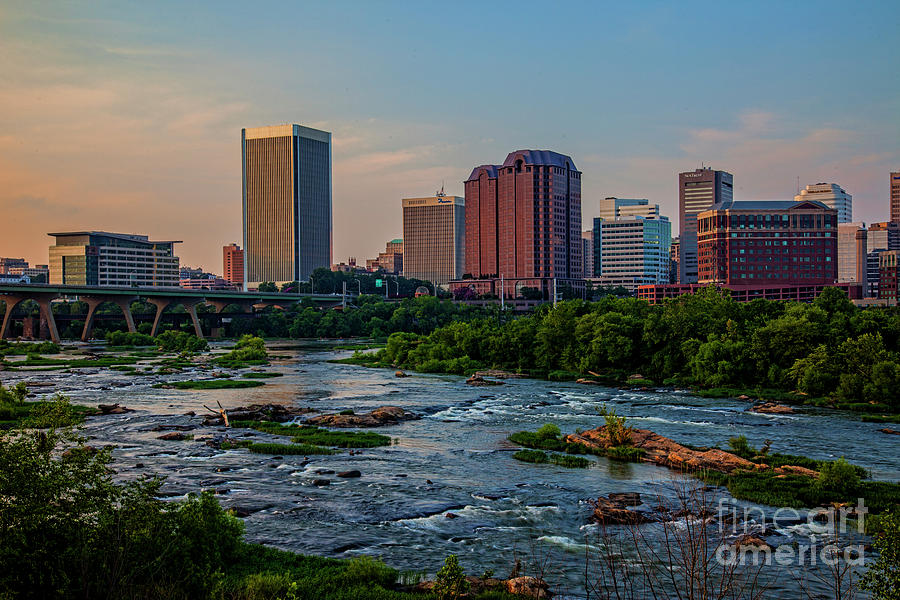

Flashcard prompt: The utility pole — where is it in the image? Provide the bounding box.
[342,281,347,309]
[500,275,504,310]
[553,278,558,308]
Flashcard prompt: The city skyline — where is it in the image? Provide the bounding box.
[0,1,898,271]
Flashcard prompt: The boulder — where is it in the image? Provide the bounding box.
[337,470,361,478]
[736,394,752,401]
[880,428,900,436]
[505,576,552,599]
[157,432,189,441]
[575,378,602,385]
[591,495,654,525]
[202,403,315,426]
[312,479,330,487]
[306,406,419,428]
[774,465,819,478]
[734,535,772,551]
[749,402,794,415]
[474,370,525,379]
[395,371,409,378]
[98,403,133,415]
[465,375,503,386]
[626,373,645,381]
[608,492,642,506]
[565,427,761,474]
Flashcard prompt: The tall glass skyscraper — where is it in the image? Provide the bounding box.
[242,124,332,289]
[678,167,733,283]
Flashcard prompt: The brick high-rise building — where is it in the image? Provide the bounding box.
[696,200,837,286]
[891,172,900,224]
[242,124,332,289]
[461,150,582,298]
[223,243,244,287]
[679,167,733,284]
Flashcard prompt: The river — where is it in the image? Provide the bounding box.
[4,341,896,599]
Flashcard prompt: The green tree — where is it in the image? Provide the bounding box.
[861,510,900,600]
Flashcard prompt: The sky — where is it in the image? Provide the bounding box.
[1,0,898,272]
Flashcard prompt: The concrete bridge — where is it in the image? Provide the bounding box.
[0,283,347,343]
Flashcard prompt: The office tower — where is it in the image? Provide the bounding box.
[402,194,465,285]
[48,231,180,287]
[891,172,900,224]
[582,231,594,277]
[837,223,867,284]
[223,243,244,287]
[679,167,733,283]
[242,124,332,289]
[795,183,852,223]
[868,221,900,253]
[669,237,680,283]
[696,200,837,286]
[465,150,582,284]
[592,215,671,292]
[596,197,659,222]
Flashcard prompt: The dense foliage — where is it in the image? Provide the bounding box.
[155,330,210,353]
[365,287,900,410]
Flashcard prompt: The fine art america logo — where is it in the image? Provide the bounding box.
[714,498,867,567]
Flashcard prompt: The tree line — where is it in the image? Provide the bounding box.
[371,287,900,411]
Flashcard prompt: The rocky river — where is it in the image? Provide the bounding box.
[3,340,897,599]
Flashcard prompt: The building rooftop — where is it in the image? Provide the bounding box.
[501,149,578,171]
[466,164,501,182]
[48,231,182,244]
[706,200,832,212]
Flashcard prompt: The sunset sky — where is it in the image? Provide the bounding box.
[1,1,898,272]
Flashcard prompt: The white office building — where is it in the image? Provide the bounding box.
[591,215,671,292]
[795,183,852,223]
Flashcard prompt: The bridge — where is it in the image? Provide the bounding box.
[0,283,347,343]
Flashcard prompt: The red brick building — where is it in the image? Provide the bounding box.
[223,243,244,288]
[696,200,837,286]
[457,150,583,298]
[879,250,900,301]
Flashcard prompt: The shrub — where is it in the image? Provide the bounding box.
[433,555,468,600]
[535,423,561,440]
[0,382,28,405]
[861,510,900,599]
[600,406,632,446]
[727,435,756,459]
[155,330,209,353]
[817,457,860,495]
[106,330,155,347]
[216,335,268,365]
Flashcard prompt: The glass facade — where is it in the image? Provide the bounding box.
[242,124,332,287]
[402,195,465,285]
[48,232,179,287]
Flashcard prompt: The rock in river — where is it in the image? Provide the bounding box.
[337,470,361,478]
[749,402,794,414]
[565,427,764,475]
[306,406,418,428]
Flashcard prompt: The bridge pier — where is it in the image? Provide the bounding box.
[0,294,25,340]
[1,293,61,342]
[148,298,204,338]
[81,296,137,341]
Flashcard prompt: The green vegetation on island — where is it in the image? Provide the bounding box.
[213,334,269,368]
[229,420,391,449]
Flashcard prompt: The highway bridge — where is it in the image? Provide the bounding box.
[0,283,347,343]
